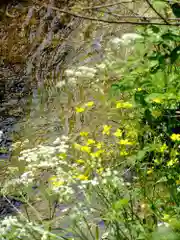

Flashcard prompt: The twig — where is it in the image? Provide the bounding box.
[145,0,169,24]
[43,5,180,26]
[94,9,180,22]
[82,1,134,10]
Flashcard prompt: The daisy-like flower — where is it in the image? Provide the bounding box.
[49,176,64,187]
[152,98,162,104]
[171,133,180,141]
[119,139,134,145]
[75,107,85,113]
[80,145,91,153]
[96,142,103,149]
[87,139,96,145]
[116,102,133,109]
[102,125,112,135]
[80,131,89,137]
[76,175,88,181]
[113,129,122,137]
[85,101,94,107]
[90,150,104,158]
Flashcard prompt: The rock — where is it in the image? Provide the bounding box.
[0,196,22,218]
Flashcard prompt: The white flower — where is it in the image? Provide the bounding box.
[68,77,77,85]
[121,33,143,45]
[53,137,61,145]
[56,80,65,88]
[12,141,21,149]
[41,232,49,240]
[85,72,95,79]
[78,66,96,74]
[90,179,99,186]
[96,63,106,70]
[65,69,74,77]
[110,37,123,46]
[157,221,170,229]
[75,71,83,77]
[1,216,19,227]
[61,135,69,141]
[20,171,33,181]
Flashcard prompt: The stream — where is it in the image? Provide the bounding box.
[0,0,129,227]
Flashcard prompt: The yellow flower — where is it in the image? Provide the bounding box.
[160,144,167,153]
[87,139,96,145]
[76,159,85,164]
[126,130,137,138]
[176,180,180,185]
[137,88,142,91]
[58,153,67,159]
[102,125,112,135]
[167,158,178,167]
[113,129,122,137]
[162,214,170,221]
[147,169,153,175]
[119,139,134,145]
[90,150,104,158]
[49,176,64,187]
[80,145,91,153]
[76,175,88,181]
[96,142,103,149]
[120,151,128,156]
[170,134,180,141]
[76,107,85,113]
[116,102,133,109]
[80,131,89,137]
[154,159,162,165]
[123,102,133,108]
[152,98,162,104]
[97,168,104,174]
[85,101,94,107]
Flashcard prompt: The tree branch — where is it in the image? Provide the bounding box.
[82,1,134,10]
[145,0,169,24]
[43,4,180,26]
[94,9,180,22]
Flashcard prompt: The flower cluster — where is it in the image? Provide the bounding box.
[2,136,70,195]
[75,101,94,113]
[18,136,68,167]
[0,215,57,240]
[72,123,137,179]
[116,101,133,109]
[171,133,180,141]
[63,65,97,85]
[108,33,143,49]
[56,33,143,91]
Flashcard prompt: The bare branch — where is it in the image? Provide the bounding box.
[94,9,180,22]
[82,1,135,10]
[145,0,169,24]
[43,4,180,26]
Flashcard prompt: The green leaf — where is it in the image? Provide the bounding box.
[113,198,129,210]
[170,46,180,64]
[145,93,164,104]
[161,33,180,42]
[156,176,168,184]
[150,25,160,34]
